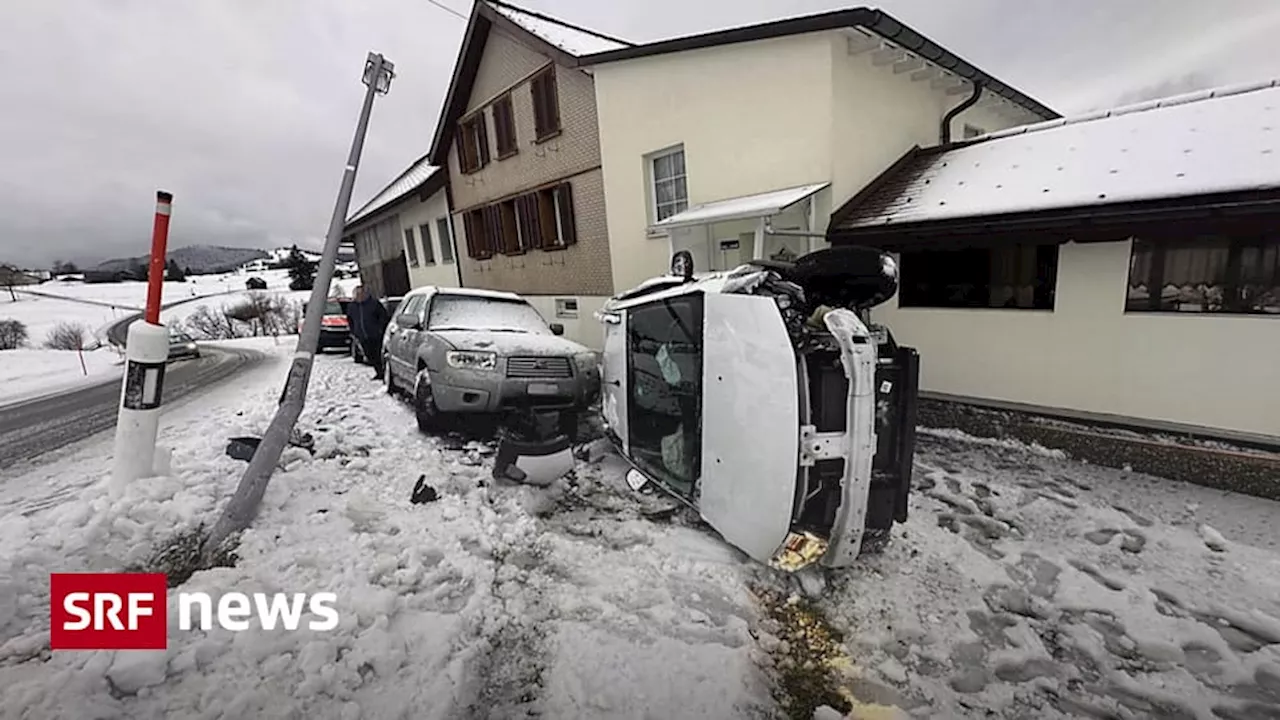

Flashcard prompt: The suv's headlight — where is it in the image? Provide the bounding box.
[446,350,497,370]
[574,351,601,376]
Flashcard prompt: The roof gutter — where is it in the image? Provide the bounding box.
[940,82,983,145]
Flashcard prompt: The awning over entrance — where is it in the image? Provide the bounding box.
[651,182,830,231]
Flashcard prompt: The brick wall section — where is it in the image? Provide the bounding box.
[447,28,613,296]
[456,168,612,296]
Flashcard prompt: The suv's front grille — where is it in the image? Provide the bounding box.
[506,356,572,379]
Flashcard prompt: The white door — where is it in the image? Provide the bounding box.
[600,312,628,451]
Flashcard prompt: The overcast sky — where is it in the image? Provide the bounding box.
[1,0,1278,269]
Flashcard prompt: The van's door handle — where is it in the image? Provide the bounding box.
[607,379,620,387]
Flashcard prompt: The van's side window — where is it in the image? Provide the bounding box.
[625,295,704,496]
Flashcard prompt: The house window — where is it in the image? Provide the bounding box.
[650,147,688,223]
[436,217,455,263]
[457,113,490,174]
[418,224,436,264]
[537,183,576,249]
[1126,235,1280,314]
[403,227,420,267]
[492,94,518,158]
[555,297,579,319]
[963,124,985,139]
[899,243,1059,310]
[530,68,561,141]
[462,208,494,260]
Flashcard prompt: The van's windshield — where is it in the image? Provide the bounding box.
[624,296,704,496]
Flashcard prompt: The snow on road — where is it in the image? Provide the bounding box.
[2,347,1280,719]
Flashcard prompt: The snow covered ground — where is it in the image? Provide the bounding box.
[0,348,123,406]
[1,351,1278,719]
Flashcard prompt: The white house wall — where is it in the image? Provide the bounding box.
[400,187,462,290]
[593,32,836,294]
[827,35,1025,215]
[871,240,1280,439]
[593,29,1040,296]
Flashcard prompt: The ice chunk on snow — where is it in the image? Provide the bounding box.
[1199,524,1228,552]
[812,706,846,720]
[106,650,168,694]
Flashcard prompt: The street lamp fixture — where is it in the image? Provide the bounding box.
[363,52,395,95]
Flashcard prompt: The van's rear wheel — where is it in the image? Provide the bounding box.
[414,370,440,434]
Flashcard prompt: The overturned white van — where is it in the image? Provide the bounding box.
[596,246,919,571]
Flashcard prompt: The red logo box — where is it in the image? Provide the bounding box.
[50,573,169,650]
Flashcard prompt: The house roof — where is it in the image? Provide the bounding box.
[652,182,829,230]
[830,79,1280,239]
[427,1,633,166]
[577,7,1059,122]
[345,154,443,227]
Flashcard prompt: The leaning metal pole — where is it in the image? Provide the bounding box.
[203,52,394,561]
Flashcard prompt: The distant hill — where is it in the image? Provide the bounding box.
[95,245,269,275]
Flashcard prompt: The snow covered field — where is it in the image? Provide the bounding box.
[1,350,1279,719]
[0,269,299,403]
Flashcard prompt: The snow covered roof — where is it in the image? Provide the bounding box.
[833,79,1280,233]
[346,155,441,226]
[485,1,629,57]
[652,182,829,230]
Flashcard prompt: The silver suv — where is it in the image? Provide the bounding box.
[382,287,601,434]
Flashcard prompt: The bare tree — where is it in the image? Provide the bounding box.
[0,319,27,349]
[44,321,90,350]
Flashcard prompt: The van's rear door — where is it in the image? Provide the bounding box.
[698,293,800,564]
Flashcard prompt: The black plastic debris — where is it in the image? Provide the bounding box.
[410,475,439,504]
[225,432,316,463]
[226,436,261,462]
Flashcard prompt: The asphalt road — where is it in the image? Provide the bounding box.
[0,343,267,468]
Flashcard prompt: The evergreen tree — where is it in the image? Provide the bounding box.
[286,245,316,291]
[166,259,186,281]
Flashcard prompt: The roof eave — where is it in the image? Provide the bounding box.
[578,8,1059,121]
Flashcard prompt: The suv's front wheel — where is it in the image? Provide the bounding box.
[413,369,440,434]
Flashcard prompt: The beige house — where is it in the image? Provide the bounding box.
[829,81,1280,442]
[575,7,1058,294]
[343,156,461,298]
[427,1,628,348]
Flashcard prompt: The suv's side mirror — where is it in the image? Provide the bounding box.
[396,314,421,330]
[549,323,565,336]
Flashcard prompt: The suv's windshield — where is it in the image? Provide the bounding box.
[323,301,343,315]
[427,295,549,334]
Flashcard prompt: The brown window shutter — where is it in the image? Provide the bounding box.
[545,70,560,134]
[531,76,545,138]
[556,183,576,247]
[476,114,490,167]
[525,193,544,250]
[455,133,467,173]
[463,212,478,258]
[485,205,501,257]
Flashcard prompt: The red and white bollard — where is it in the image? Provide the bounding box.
[112,191,173,487]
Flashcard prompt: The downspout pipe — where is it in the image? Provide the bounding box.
[940,81,984,145]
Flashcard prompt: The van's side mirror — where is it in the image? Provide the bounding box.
[549,323,565,336]
[396,314,421,330]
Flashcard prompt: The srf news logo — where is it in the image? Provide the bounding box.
[50,573,339,650]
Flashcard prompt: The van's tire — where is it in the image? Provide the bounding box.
[414,370,440,434]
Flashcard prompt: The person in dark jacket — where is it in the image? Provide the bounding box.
[347,285,390,379]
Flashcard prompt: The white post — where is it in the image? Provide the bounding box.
[111,321,170,487]
[753,217,766,261]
